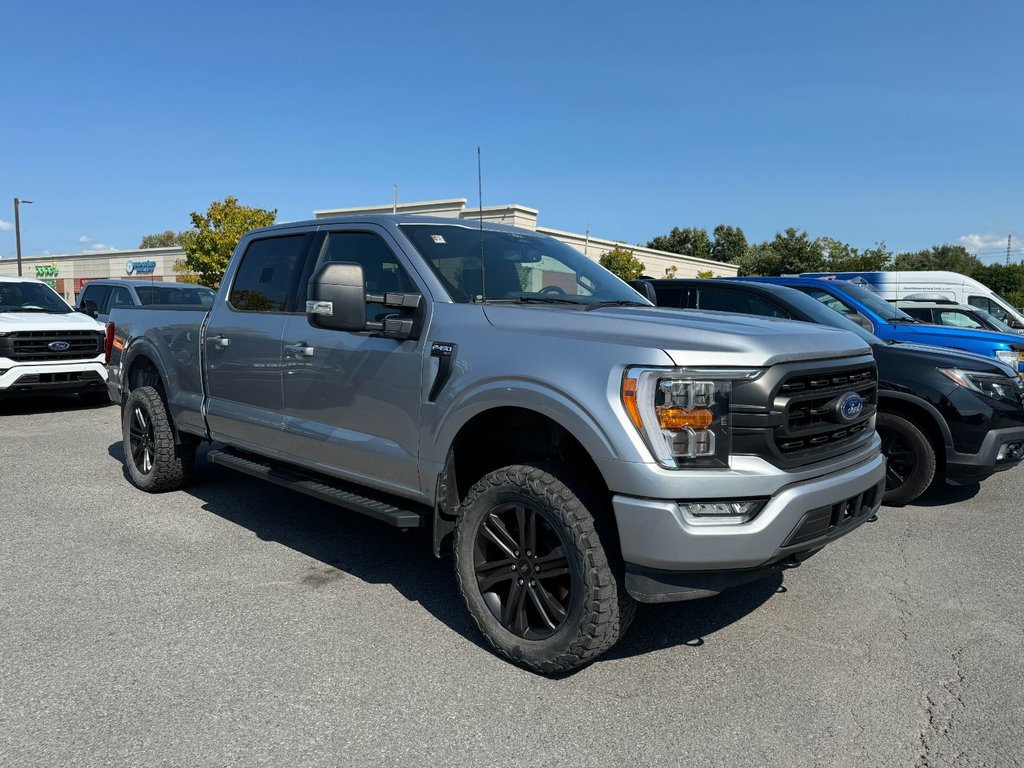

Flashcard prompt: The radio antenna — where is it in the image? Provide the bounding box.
[477,146,485,299]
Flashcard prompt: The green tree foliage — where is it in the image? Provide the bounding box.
[599,247,646,281]
[710,225,747,263]
[180,196,277,287]
[737,228,825,276]
[139,230,186,249]
[646,227,712,261]
[818,238,893,272]
[696,269,714,279]
[890,244,981,274]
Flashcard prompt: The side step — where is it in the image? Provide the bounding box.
[207,449,429,529]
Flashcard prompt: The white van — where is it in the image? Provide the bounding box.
[801,270,1024,330]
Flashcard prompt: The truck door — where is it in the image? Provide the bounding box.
[279,226,424,496]
[204,232,315,450]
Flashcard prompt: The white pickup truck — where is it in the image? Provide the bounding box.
[0,276,109,403]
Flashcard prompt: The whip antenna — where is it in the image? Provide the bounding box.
[477,146,485,299]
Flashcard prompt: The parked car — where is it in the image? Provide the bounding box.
[105,215,885,673]
[0,276,109,403]
[732,276,1024,374]
[893,298,1023,335]
[632,278,1024,505]
[800,270,1024,330]
[77,280,215,323]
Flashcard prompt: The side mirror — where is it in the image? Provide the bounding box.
[79,299,99,319]
[306,262,367,332]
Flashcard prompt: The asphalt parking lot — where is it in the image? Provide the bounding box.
[2,397,1022,768]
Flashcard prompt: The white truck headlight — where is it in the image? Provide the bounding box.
[621,367,763,469]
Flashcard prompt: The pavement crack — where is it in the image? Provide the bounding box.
[915,646,970,768]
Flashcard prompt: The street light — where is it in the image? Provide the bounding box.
[13,197,33,277]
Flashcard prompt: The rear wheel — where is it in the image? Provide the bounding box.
[454,463,634,674]
[122,385,196,492]
[877,411,936,506]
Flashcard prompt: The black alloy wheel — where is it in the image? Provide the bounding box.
[473,502,573,640]
[128,403,157,475]
[879,426,917,490]
[876,411,937,506]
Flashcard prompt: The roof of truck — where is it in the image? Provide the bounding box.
[246,213,543,236]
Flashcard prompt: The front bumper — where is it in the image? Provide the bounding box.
[613,448,886,602]
[945,425,1024,484]
[0,359,107,399]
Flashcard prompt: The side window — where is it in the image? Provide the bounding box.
[938,310,983,328]
[969,295,1007,321]
[800,287,857,314]
[109,287,133,308]
[697,287,790,318]
[901,307,932,322]
[230,235,311,312]
[320,231,418,323]
[653,285,685,308]
[80,284,111,312]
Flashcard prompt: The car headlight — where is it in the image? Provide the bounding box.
[621,367,764,468]
[939,368,1024,404]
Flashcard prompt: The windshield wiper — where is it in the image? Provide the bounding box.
[584,300,649,311]
[4,308,64,313]
[474,296,589,307]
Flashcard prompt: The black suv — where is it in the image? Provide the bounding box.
[633,278,1024,505]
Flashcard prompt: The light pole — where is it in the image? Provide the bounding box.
[13,197,33,277]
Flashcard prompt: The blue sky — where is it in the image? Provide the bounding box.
[1,0,1022,261]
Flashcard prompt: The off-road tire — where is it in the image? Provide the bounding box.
[122,385,195,493]
[877,410,937,506]
[454,462,635,674]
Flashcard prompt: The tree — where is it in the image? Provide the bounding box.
[646,227,712,261]
[139,230,186,249]
[817,238,892,272]
[599,247,646,281]
[696,270,714,279]
[180,196,277,287]
[890,244,981,274]
[710,225,747,263]
[737,228,825,276]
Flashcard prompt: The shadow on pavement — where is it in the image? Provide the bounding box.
[0,393,113,416]
[906,480,981,508]
[106,441,781,672]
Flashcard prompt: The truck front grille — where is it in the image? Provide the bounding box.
[0,330,103,362]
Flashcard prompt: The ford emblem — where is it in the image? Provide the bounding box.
[836,392,864,423]
[48,341,71,352]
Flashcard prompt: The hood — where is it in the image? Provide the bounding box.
[874,341,1015,376]
[482,304,871,367]
[894,323,1024,348]
[0,311,105,333]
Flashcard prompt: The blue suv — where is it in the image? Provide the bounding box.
[732,277,1024,374]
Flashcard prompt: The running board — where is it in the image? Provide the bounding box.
[207,449,428,529]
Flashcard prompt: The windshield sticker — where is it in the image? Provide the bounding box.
[430,234,446,244]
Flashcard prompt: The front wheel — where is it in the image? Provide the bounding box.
[454,463,634,674]
[122,385,196,493]
[877,411,937,506]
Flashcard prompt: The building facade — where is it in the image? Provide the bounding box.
[0,197,736,303]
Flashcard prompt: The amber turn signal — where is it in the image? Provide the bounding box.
[656,406,713,430]
[622,377,644,429]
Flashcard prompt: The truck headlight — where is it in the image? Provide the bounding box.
[938,368,1024,405]
[621,367,763,469]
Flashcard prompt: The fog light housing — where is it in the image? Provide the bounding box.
[997,442,1024,461]
[678,499,766,526]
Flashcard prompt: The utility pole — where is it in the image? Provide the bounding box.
[392,185,398,214]
[13,197,33,277]
[1008,234,1013,266]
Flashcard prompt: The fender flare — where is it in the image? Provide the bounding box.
[875,391,953,449]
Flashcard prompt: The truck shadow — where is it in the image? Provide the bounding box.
[107,442,781,672]
[905,481,981,508]
[1,394,113,415]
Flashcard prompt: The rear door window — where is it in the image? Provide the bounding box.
[696,286,790,318]
[109,287,133,309]
[652,285,686,308]
[229,234,313,312]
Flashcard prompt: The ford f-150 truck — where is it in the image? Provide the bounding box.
[1,276,109,403]
[106,215,886,673]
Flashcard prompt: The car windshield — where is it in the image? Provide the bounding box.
[0,281,73,314]
[972,306,1016,333]
[832,280,915,322]
[135,285,216,306]
[400,224,650,307]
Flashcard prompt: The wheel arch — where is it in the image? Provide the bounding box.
[876,392,950,472]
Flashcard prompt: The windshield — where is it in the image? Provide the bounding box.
[135,285,216,307]
[0,281,73,314]
[400,224,650,306]
[973,306,1016,333]
[831,280,914,321]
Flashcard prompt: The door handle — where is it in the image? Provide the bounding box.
[208,335,230,348]
[284,342,315,358]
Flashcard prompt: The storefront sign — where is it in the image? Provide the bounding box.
[125,260,157,275]
[35,264,59,289]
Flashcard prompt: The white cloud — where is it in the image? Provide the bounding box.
[959,232,1021,256]
[86,243,116,252]
[78,234,93,243]
[0,219,12,231]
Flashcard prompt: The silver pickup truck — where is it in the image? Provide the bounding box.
[106,215,885,673]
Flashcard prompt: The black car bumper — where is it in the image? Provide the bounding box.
[945,425,1024,484]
